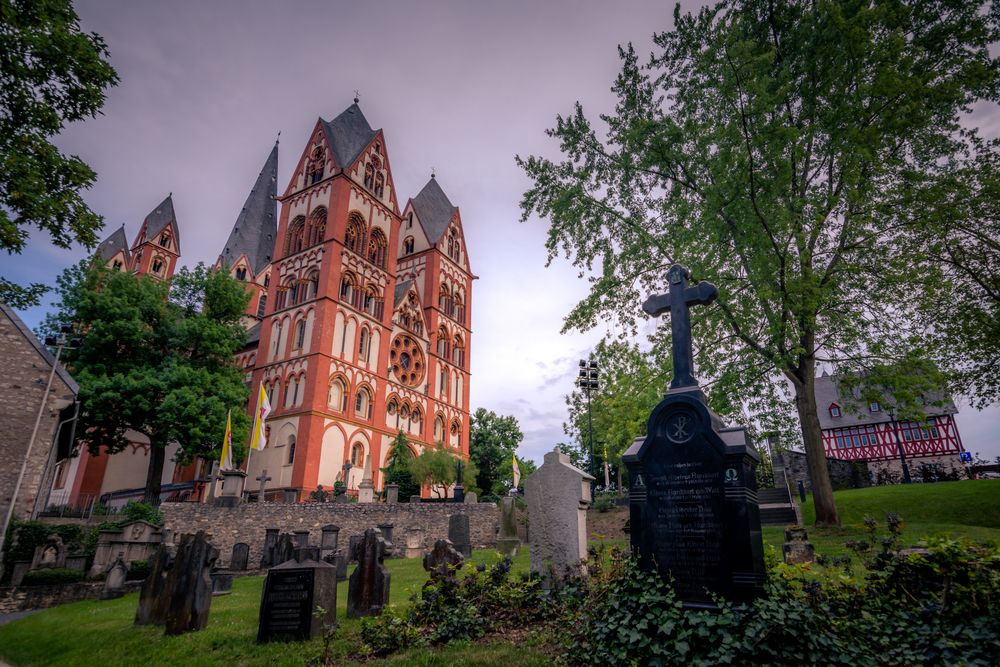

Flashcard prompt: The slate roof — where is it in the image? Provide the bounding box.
[815,374,957,430]
[218,143,278,274]
[95,226,130,263]
[245,322,262,346]
[411,177,457,245]
[394,279,414,307]
[321,103,377,170]
[0,303,78,394]
[137,195,179,248]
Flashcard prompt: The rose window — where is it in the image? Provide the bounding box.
[390,335,424,387]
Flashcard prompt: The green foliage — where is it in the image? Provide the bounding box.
[1,520,84,582]
[119,501,163,526]
[0,0,119,306]
[359,606,422,657]
[21,567,85,586]
[381,432,420,501]
[593,492,618,513]
[126,559,150,581]
[42,261,251,503]
[408,442,462,498]
[468,408,525,494]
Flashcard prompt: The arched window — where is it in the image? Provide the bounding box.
[112,259,123,271]
[307,271,320,300]
[235,267,247,281]
[288,281,300,305]
[256,294,267,318]
[452,336,465,367]
[403,236,414,255]
[151,257,165,275]
[437,327,450,357]
[272,322,283,357]
[400,404,411,430]
[358,327,369,359]
[287,435,296,464]
[339,272,356,303]
[450,419,461,448]
[158,232,171,249]
[374,173,385,198]
[454,293,465,324]
[308,207,327,247]
[275,284,288,310]
[355,386,372,420]
[351,442,365,467]
[434,415,444,442]
[294,320,306,349]
[439,368,447,395]
[411,407,422,433]
[328,376,348,412]
[285,216,306,255]
[367,228,387,268]
[363,163,375,189]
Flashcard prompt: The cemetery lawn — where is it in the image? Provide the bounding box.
[761,479,1000,556]
[0,548,554,667]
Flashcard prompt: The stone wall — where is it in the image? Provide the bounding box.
[160,501,499,568]
[772,450,870,492]
[0,580,142,614]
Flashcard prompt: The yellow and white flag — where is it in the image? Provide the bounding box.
[512,454,521,489]
[219,410,234,470]
[249,383,272,451]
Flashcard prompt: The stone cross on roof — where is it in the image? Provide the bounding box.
[642,264,718,390]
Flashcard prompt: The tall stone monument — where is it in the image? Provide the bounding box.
[523,447,595,588]
[496,496,521,557]
[624,264,765,608]
[162,531,219,635]
[357,461,375,504]
[347,528,390,618]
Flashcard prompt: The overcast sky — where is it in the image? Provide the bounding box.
[6,0,999,465]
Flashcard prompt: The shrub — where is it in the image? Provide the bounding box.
[20,568,86,586]
[593,492,617,512]
[2,521,86,583]
[359,606,422,657]
[127,559,150,581]
[118,501,163,526]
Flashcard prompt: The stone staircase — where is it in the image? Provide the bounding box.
[757,486,799,526]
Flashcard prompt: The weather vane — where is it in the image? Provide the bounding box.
[354,89,360,104]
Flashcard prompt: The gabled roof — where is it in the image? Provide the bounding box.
[0,303,78,394]
[411,177,457,245]
[321,103,378,170]
[245,322,262,347]
[137,195,178,245]
[219,142,278,275]
[95,226,130,263]
[394,279,415,307]
[815,374,957,430]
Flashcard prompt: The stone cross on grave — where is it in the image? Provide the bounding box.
[256,469,272,503]
[642,264,718,389]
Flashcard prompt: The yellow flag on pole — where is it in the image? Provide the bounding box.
[219,410,233,470]
[249,383,272,451]
[512,454,521,489]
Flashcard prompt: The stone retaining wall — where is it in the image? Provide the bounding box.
[160,501,499,568]
[0,580,142,614]
[773,450,870,492]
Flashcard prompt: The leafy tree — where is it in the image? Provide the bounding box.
[493,455,535,496]
[0,0,119,307]
[381,431,421,501]
[408,443,455,498]
[518,0,998,525]
[468,408,524,495]
[43,261,250,504]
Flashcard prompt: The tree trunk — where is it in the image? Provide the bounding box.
[143,437,167,506]
[793,370,840,526]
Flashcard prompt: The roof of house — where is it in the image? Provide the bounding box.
[95,226,130,263]
[815,374,957,430]
[411,176,457,245]
[137,195,178,246]
[0,303,78,394]
[321,103,378,170]
[218,142,278,275]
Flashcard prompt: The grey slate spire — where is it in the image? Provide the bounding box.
[137,195,178,246]
[321,103,377,170]
[411,177,457,245]
[218,142,278,275]
[95,226,130,263]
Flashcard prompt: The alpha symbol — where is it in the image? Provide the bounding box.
[634,474,645,487]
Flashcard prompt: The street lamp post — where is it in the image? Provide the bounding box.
[577,359,600,486]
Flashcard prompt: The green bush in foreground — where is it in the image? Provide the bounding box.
[20,568,86,586]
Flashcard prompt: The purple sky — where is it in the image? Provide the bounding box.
[6,0,998,466]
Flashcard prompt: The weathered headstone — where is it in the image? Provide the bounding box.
[624,264,765,608]
[377,523,394,557]
[282,488,299,504]
[230,543,250,571]
[31,534,67,569]
[404,529,425,559]
[782,527,816,565]
[320,525,340,560]
[270,533,295,568]
[453,459,465,503]
[260,528,279,568]
[447,514,472,558]
[163,531,219,635]
[409,495,422,504]
[211,570,234,595]
[255,470,272,503]
[101,554,128,600]
[348,534,362,563]
[346,528,390,618]
[357,462,375,503]
[293,530,311,548]
[385,483,399,504]
[135,544,175,625]
[10,561,30,587]
[65,555,86,572]
[524,448,594,587]
[496,496,521,557]
[422,539,464,583]
[333,493,350,504]
[258,554,337,642]
[463,491,478,504]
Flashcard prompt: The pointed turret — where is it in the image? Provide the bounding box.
[131,194,181,279]
[411,176,458,245]
[218,142,278,275]
[321,103,377,170]
[94,226,131,269]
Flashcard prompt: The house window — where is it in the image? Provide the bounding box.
[869,402,880,413]
[287,435,296,464]
[829,404,841,418]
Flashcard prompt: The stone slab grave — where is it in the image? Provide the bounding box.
[101,554,128,600]
[447,514,472,558]
[88,520,162,577]
[135,543,175,626]
[524,448,594,588]
[163,531,219,636]
[423,539,464,583]
[404,528,425,559]
[463,491,478,504]
[31,534,68,570]
[624,264,765,609]
[257,553,337,642]
[377,523,394,557]
[347,528,390,618]
[782,527,816,564]
[496,496,521,557]
[385,483,399,504]
[230,542,250,571]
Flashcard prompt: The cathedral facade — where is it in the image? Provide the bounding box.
[57,103,473,506]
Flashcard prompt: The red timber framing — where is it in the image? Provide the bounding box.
[822,414,964,462]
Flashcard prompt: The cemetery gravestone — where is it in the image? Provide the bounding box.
[463,491,478,504]
[230,543,250,571]
[404,529,425,559]
[624,264,765,608]
[524,448,594,587]
[211,570,234,595]
[101,554,128,600]
[257,554,337,642]
[348,534,362,563]
[31,534,67,569]
[346,528,390,618]
[260,528,279,568]
[215,469,246,508]
[447,514,472,558]
[782,527,816,565]
[496,496,521,557]
[385,483,399,504]
[135,544,175,626]
[163,531,219,636]
[422,539,464,583]
[271,533,295,568]
[255,470,272,503]
[10,561,30,587]
[320,525,340,560]
[293,530,311,548]
[377,523,394,557]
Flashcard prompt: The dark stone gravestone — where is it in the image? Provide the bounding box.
[163,531,219,635]
[422,539,464,583]
[135,544,175,626]
[101,554,128,600]
[294,545,321,562]
[230,543,250,571]
[65,555,86,573]
[257,555,337,643]
[377,523,394,557]
[271,533,295,568]
[293,530,310,548]
[346,528,390,618]
[10,561,30,587]
[447,514,471,558]
[624,265,765,609]
[333,493,350,504]
[283,488,299,504]
[409,495,422,504]
[348,534,362,563]
[320,525,339,559]
[211,570,234,596]
[260,528,279,568]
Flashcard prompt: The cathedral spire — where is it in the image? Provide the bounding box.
[218,142,279,275]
